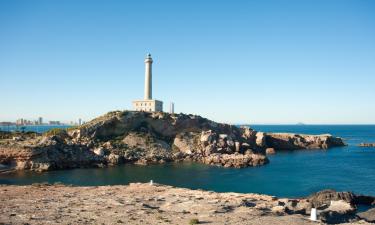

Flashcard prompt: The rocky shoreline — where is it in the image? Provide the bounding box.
[0,183,374,224]
[0,111,346,172]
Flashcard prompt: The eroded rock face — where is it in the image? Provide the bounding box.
[0,135,104,172]
[0,111,345,172]
[173,132,198,155]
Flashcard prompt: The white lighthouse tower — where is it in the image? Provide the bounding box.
[144,53,152,100]
[132,54,163,112]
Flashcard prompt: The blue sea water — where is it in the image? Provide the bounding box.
[0,125,374,198]
[0,125,71,133]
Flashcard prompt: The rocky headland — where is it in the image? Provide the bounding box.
[0,183,374,224]
[0,111,346,172]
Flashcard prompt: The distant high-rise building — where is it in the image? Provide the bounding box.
[170,102,175,114]
[78,118,82,126]
[38,117,43,125]
[49,121,61,125]
[16,118,24,125]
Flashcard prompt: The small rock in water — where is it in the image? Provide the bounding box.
[265,148,276,155]
[358,143,375,147]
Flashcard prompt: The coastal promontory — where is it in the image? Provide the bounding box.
[0,111,346,172]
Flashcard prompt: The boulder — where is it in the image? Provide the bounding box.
[219,134,228,139]
[12,136,23,141]
[308,190,356,208]
[255,132,266,148]
[265,148,276,155]
[319,200,357,224]
[271,205,286,215]
[241,127,256,140]
[123,133,148,148]
[200,130,215,144]
[173,132,198,155]
[357,208,375,223]
[93,147,105,156]
[278,199,310,214]
[107,153,122,165]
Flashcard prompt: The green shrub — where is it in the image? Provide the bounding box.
[189,218,199,225]
[44,128,67,136]
[66,126,78,131]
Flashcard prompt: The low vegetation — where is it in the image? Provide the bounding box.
[189,218,200,225]
[44,128,68,137]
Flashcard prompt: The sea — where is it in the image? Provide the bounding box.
[0,125,71,133]
[0,125,374,198]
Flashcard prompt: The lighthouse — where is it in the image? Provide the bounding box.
[144,53,152,100]
[132,54,163,112]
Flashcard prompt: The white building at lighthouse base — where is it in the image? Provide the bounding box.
[132,99,163,112]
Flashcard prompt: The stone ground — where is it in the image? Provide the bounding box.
[0,183,371,225]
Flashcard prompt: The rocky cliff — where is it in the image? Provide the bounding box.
[0,111,345,172]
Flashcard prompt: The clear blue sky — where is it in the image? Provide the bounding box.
[1,0,375,124]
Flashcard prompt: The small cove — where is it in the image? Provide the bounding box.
[1,125,374,198]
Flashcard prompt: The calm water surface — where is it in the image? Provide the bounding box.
[1,125,374,198]
[0,125,71,133]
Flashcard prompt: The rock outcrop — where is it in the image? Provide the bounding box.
[265,133,346,150]
[0,111,345,172]
[0,135,104,171]
[308,189,375,207]
[357,208,375,223]
[307,189,375,224]
[308,190,357,208]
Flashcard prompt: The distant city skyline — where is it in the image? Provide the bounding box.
[1,0,375,124]
[0,116,84,126]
